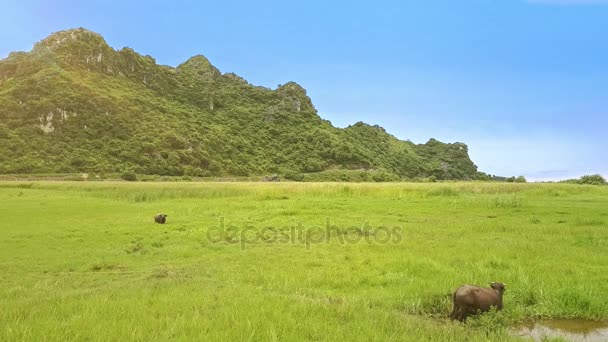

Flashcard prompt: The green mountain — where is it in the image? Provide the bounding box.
[0,28,479,180]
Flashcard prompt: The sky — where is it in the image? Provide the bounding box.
[1,0,607,181]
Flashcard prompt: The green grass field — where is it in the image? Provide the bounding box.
[1,182,607,341]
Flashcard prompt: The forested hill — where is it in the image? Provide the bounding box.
[0,28,479,180]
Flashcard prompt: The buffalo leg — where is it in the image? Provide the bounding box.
[457,307,468,322]
[449,304,457,320]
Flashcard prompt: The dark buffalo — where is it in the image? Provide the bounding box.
[154,214,168,224]
[450,282,506,322]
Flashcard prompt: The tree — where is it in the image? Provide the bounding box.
[515,176,527,183]
[121,170,138,181]
[579,174,606,185]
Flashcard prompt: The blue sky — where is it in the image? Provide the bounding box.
[1,0,607,180]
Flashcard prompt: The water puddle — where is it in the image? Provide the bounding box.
[513,319,608,341]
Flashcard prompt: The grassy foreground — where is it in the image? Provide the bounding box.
[1,181,607,341]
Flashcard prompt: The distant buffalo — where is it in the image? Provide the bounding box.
[264,174,280,182]
[450,282,506,322]
[154,214,168,224]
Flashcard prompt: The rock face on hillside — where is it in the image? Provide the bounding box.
[0,28,479,179]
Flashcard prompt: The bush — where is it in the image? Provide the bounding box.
[579,174,606,185]
[283,171,304,181]
[139,175,159,182]
[64,175,86,181]
[299,169,400,182]
[515,176,527,183]
[120,170,138,182]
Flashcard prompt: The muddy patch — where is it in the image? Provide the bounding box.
[513,319,608,341]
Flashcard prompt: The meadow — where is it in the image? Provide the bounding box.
[1,181,607,341]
